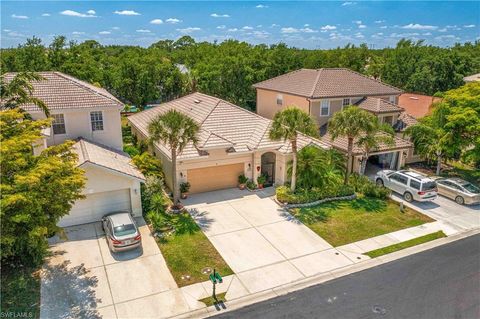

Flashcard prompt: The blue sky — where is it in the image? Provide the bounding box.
[1,1,479,49]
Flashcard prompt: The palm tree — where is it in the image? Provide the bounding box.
[269,107,318,192]
[356,122,395,175]
[0,72,49,117]
[148,109,199,205]
[328,106,377,184]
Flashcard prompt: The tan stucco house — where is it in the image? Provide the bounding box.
[253,68,418,174]
[128,92,329,194]
[2,72,144,227]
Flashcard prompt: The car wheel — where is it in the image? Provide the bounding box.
[455,196,465,205]
[403,192,413,202]
[376,179,384,187]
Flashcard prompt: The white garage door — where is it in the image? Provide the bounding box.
[58,189,131,227]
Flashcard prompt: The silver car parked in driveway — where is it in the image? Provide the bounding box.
[435,178,480,205]
[376,170,438,202]
[102,212,142,252]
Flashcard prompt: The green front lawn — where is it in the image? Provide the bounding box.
[365,231,446,258]
[1,265,41,318]
[155,212,233,287]
[291,198,434,247]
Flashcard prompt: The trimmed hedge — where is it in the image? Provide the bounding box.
[276,184,355,204]
[349,173,391,200]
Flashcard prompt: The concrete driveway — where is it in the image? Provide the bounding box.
[392,193,480,233]
[41,218,189,319]
[184,188,361,295]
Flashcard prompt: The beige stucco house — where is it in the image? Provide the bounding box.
[128,92,329,194]
[253,68,417,174]
[2,72,144,227]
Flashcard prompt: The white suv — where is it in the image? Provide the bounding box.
[375,170,438,202]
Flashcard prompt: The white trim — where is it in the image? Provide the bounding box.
[89,110,104,132]
[320,99,330,117]
[78,161,145,182]
[52,113,67,135]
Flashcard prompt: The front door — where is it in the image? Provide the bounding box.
[261,152,276,187]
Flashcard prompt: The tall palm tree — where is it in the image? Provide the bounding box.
[328,106,377,184]
[0,72,49,117]
[269,107,318,192]
[356,122,395,175]
[148,109,199,205]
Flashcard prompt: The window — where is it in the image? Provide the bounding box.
[276,94,283,106]
[52,114,66,135]
[389,96,396,104]
[383,116,393,125]
[90,111,104,131]
[390,173,408,185]
[410,179,421,190]
[342,98,351,108]
[320,100,330,116]
[421,181,437,192]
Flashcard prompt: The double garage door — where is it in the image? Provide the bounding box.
[188,163,244,194]
[58,189,131,227]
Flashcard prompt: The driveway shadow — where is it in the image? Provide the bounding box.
[188,208,215,232]
[41,259,101,319]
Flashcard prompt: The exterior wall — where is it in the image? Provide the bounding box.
[33,137,48,156]
[378,112,400,125]
[256,89,310,120]
[30,107,123,150]
[80,163,143,217]
[311,99,343,127]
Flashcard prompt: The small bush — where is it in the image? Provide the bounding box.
[133,152,163,177]
[180,182,191,193]
[123,145,140,157]
[238,174,248,184]
[257,174,267,185]
[349,173,371,193]
[363,183,391,199]
[246,180,257,190]
[146,210,171,232]
[276,185,354,204]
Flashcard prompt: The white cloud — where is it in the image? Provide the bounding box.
[304,24,310,27]
[136,29,151,33]
[87,10,96,15]
[423,32,432,36]
[99,31,111,35]
[257,25,263,28]
[374,20,385,24]
[301,27,317,33]
[355,32,364,38]
[464,24,476,28]
[227,28,239,32]
[271,24,280,28]
[256,4,268,8]
[166,18,181,24]
[402,23,438,30]
[252,30,269,38]
[358,24,366,29]
[342,2,356,6]
[41,13,51,17]
[72,31,85,35]
[60,10,96,18]
[435,34,460,41]
[353,20,362,25]
[281,27,299,34]
[111,27,120,30]
[438,28,447,32]
[242,26,254,30]
[380,26,388,29]
[321,25,337,30]
[150,19,163,24]
[211,13,230,18]
[177,27,201,34]
[114,10,140,16]
[11,14,29,19]
[217,25,226,29]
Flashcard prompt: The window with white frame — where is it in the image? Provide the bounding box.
[90,111,104,131]
[320,100,330,116]
[389,96,396,103]
[276,94,283,106]
[342,98,351,108]
[52,114,66,135]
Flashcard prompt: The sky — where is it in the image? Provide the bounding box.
[1,1,479,49]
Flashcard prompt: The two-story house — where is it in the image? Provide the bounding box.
[2,72,144,227]
[253,68,415,175]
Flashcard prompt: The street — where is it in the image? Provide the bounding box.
[212,234,480,319]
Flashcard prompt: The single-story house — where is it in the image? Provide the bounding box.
[128,92,329,194]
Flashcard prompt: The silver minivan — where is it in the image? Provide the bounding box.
[376,170,438,202]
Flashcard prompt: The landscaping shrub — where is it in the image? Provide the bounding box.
[363,183,391,199]
[276,184,354,204]
[123,144,140,157]
[246,180,257,190]
[132,152,163,177]
[349,173,371,193]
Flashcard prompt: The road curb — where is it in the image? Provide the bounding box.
[167,228,479,319]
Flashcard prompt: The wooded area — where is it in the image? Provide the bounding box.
[1,36,479,110]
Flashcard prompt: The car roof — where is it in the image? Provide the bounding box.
[107,212,134,226]
[399,170,434,182]
[446,177,467,184]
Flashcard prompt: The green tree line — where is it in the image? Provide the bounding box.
[1,36,479,110]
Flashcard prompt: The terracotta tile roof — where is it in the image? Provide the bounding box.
[127,92,330,160]
[321,132,412,155]
[394,112,419,132]
[356,97,404,114]
[398,93,441,118]
[253,68,402,98]
[1,72,123,111]
[73,138,145,181]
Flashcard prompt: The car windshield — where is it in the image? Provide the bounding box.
[461,182,480,194]
[421,181,437,191]
[113,224,136,237]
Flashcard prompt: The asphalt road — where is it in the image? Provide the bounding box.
[213,234,480,319]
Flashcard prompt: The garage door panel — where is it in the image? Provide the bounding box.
[58,189,131,227]
[188,163,244,193]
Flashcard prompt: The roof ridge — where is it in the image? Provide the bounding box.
[78,138,90,162]
[252,68,307,88]
[53,72,122,106]
[344,69,403,94]
[310,69,324,98]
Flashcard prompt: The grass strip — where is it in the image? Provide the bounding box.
[365,231,446,258]
[199,292,227,307]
